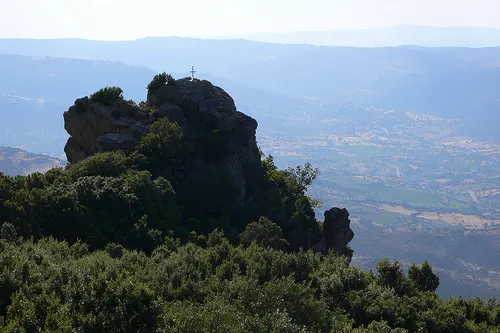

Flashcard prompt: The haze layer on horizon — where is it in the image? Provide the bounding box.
[1,0,499,41]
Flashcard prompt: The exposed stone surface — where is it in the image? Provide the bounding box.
[64,97,151,162]
[314,207,354,261]
[63,77,356,254]
[153,102,186,125]
[64,78,261,203]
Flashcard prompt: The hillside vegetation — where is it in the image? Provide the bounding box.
[3,233,500,333]
[1,76,500,332]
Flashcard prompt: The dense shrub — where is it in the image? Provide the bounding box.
[0,235,497,332]
[408,260,440,292]
[147,72,175,94]
[240,216,289,250]
[89,86,123,106]
[138,117,183,161]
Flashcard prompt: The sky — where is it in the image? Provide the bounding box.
[1,0,500,40]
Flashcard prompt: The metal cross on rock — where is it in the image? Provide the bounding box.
[190,65,196,80]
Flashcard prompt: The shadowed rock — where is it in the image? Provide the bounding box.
[63,96,150,162]
[315,207,354,261]
[63,78,261,204]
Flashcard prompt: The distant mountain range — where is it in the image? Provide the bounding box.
[0,54,158,155]
[1,37,499,146]
[215,25,500,47]
[0,146,65,176]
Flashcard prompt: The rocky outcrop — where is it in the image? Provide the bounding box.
[315,207,354,261]
[64,97,151,162]
[63,77,356,254]
[63,78,261,203]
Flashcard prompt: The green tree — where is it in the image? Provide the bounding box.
[408,260,440,292]
[147,72,175,95]
[138,118,183,163]
[240,216,289,250]
[376,258,412,296]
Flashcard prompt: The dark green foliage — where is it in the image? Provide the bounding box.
[147,72,175,94]
[138,101,157,113]
[89,86,123,106]
[408,260,440,292]
[0,168,180,251]
[138,117,183,163]
[66,150,134,180]
[0,237,498,332]
[105,242,124,259]
[377,258,413,295]
[0,222,16,243]
[240,216,289,250]
[287,162,320,193]
[250,156,322,250]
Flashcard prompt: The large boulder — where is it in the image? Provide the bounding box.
[63,78,261,203]
[63,96,151,163]
[315,207,355,261]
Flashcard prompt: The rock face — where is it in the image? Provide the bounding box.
[315,208,355,261]
[64,97,151,162]
[64,77,356,254]
[64,78,261,203]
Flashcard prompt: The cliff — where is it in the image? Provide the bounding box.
[62,76,353,255]
[64,78,261,203]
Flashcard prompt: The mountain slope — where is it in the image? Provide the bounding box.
[217,25,500,47]
[0,146,65,176]
[0,54,157,155]
[0,53,302,155]
[0,54,155,101]
[1,38,499,127]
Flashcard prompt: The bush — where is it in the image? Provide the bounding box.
[1,222,17,242]
[138,101,156,113]
[408,260,440,292]
[67,151,133,180]
[377,258,413,295]
[89,86,123,106]
[240,217,289,250]
[147,72,175,94]
[105,243,124,259]
[0,235,499,332]
[138,118,183,161]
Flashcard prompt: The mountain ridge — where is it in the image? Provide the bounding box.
[1,39,498,132]
[214,25,500,47]
[0,146,65,176]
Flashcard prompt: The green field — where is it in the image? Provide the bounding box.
[363,212,407,225]
[266,140,498,224]
[318,174,445,207]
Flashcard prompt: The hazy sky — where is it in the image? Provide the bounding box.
[1,0,499,40]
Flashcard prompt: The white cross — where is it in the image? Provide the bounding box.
[190,65,196,80]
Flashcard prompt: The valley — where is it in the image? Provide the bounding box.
[0,39,499,298]
[253,101,500,297]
